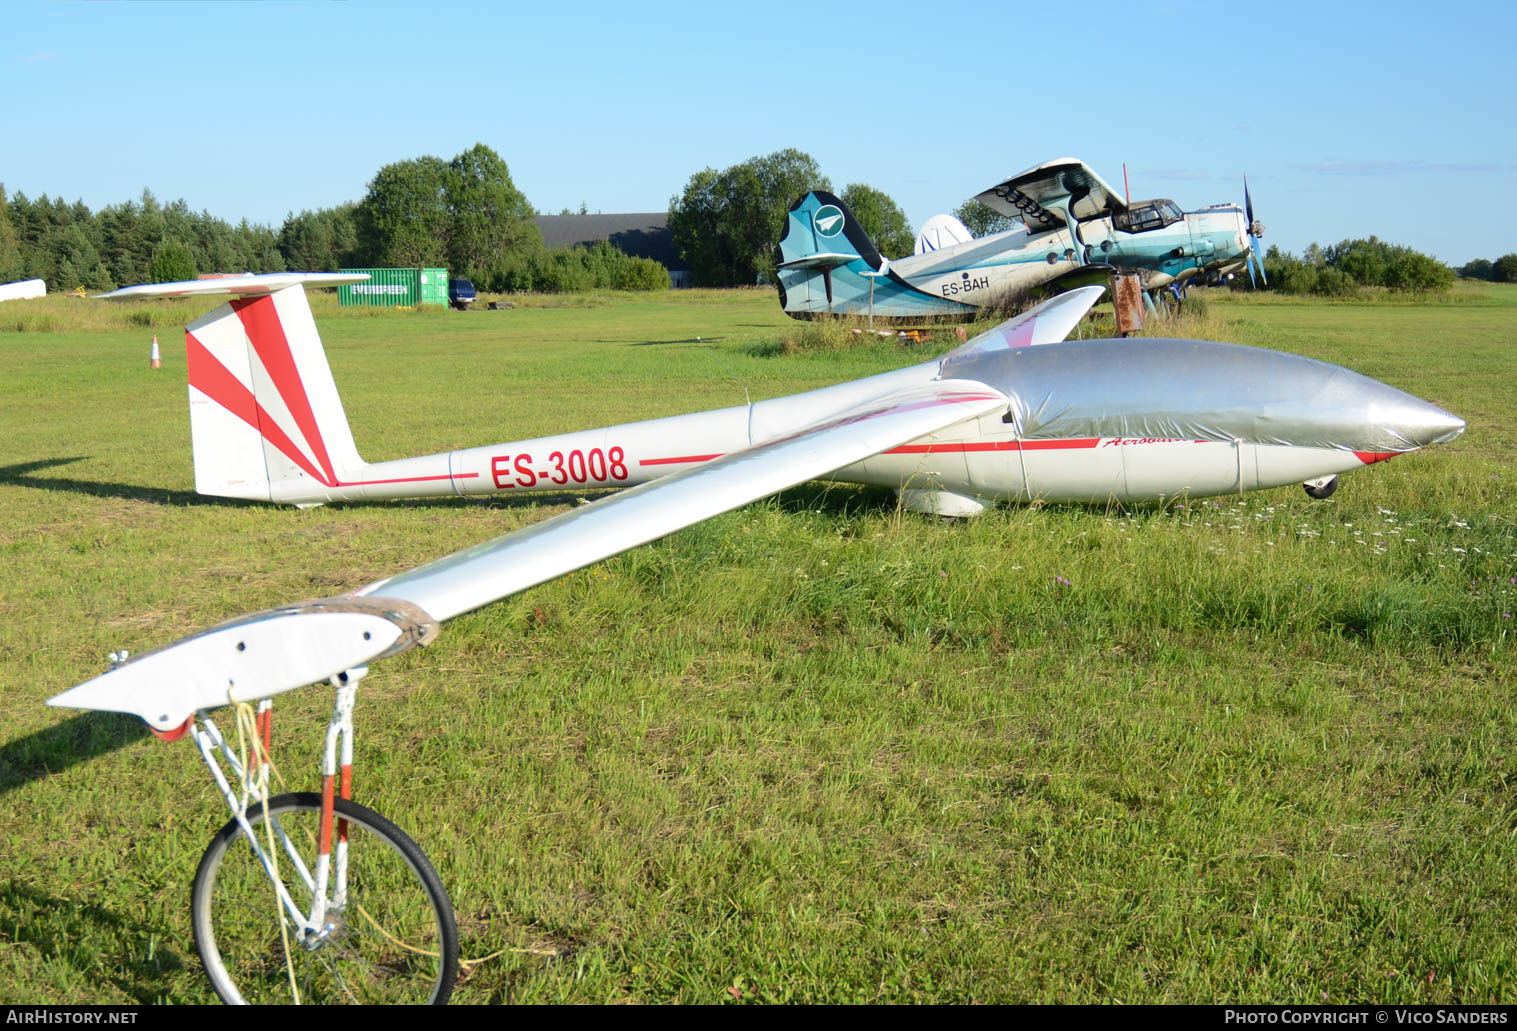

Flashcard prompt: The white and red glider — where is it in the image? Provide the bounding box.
[50,273,1463,730]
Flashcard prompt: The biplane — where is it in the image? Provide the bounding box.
[777,158,1268,319]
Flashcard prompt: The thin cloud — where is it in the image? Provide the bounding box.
[20,51,57,64]
[1295,159,1517,176]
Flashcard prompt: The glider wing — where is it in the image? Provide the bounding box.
[48,379,1009,727]
[356,378,1008,622]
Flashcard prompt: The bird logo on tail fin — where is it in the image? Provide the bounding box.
[813,205,844,238]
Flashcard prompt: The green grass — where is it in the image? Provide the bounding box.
[0,283,1514,1003]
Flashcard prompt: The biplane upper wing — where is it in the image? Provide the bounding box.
[47,379,1009,729]
[974,157,1128,232]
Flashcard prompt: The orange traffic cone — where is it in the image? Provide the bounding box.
[150,335,161,369]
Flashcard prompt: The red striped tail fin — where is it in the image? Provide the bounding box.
[184,284,364,503]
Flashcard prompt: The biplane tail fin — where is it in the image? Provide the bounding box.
[775,191,889,316]
[776,190,885,271]
[180,283,365,503]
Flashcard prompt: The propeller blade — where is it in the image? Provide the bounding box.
[1245,247,1258,288]
[1251,237,1268,287]
[1244,175,1255,227]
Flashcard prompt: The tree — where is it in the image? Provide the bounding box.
[1493,253,1517,283]
[279,205,359,271]
[952,199,1021,238]
[1325,237,1392,287]
[354,156,452,267]
[444,143,540,281]
[1384,251,1453,292]
[839,183,913,259]
[669,149,830,286]
[1459,258,1493,280]
[148,239,197,283]
[0,185,24,283]
[1312,266,1358,297]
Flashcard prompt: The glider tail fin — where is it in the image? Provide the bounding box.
[185,285,364,503]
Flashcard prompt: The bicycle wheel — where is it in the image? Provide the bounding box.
[191,792,458,1004]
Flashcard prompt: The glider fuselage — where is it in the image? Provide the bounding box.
[257,337,1462,513]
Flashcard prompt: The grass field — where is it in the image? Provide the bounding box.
[0,283,1513,1004]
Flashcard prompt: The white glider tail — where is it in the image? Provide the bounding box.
[185,284,366,501]
[102,274,371,503]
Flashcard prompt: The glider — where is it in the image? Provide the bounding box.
[49,271,1463,731]
[39,272,1463,1003]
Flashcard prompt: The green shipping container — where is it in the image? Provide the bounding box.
[338,268,449,307]
[419,267,447,306]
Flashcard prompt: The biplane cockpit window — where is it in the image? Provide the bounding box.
[1113,200,1184,235]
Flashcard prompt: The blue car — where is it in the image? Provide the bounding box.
[448,277,476,311]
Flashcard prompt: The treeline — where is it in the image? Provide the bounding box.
[1,142,668,295]
[5,141,918,296]
[1456,254,1517,282]
[1257,237,1455,295]
[0,186,284,292]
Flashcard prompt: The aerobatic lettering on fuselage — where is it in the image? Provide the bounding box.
[490,446,629,489]
[941,274,991,298]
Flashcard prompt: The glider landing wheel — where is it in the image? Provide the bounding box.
[1303,476,1339,500]
[191,792,458,1005]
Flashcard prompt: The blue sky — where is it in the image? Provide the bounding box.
[4,0,1513,265]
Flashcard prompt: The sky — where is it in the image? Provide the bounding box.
[4,0,1514,266]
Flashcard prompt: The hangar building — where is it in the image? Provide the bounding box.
[533,213,691,288]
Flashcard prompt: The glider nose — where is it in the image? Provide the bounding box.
[1393,398,1465,450]
[1361,382,1465,451]
[1302,364,1464,455]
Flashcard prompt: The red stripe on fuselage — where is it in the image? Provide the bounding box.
[345,472,479,486]
[232,296,338,485]
[639,453,724,466]
[885,438,1100,455]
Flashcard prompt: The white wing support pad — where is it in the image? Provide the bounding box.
[95,273,369,301]
[47,597,437,732]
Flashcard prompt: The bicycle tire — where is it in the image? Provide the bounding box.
[191,792,458,1004]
